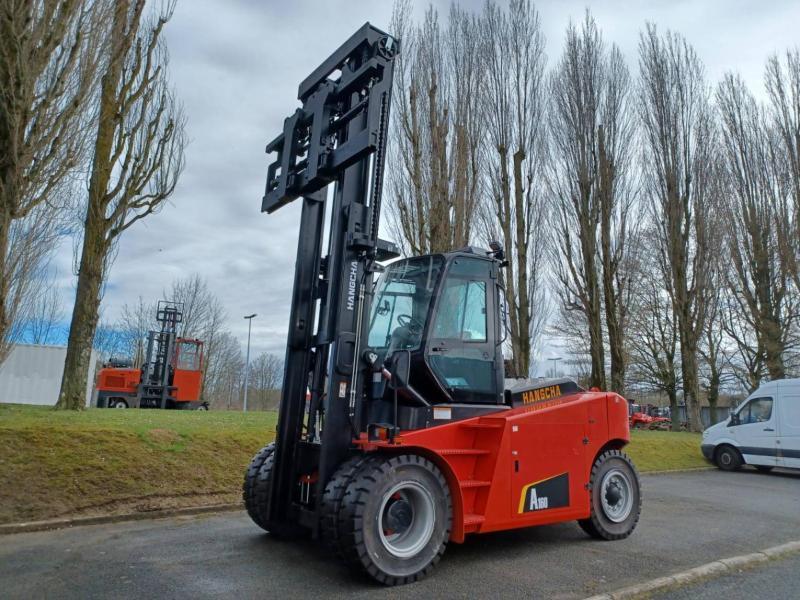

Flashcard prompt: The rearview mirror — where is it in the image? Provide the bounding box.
[729,413,740,426]
[389,350,411,389]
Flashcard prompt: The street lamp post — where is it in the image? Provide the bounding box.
[243,313,257,412]
[549,357,562,379]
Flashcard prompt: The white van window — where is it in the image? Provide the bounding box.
[738,397,773,424]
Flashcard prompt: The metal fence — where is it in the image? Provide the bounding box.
[0,344,97,407]
[674,405,733,429]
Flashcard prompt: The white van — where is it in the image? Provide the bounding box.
[701,378,800,472]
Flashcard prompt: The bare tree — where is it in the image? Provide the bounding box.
[387,2,483,255]
[479,0,548,377]
[638,24,716,431]
[626,244,681,424]
[58,0,186,409]
[117,296,154,367]
[0,0,106,361]
[722,293,765,392]
[717,73,796,380]
[765,49,800,291]
[548,13,636,391]
[204,331,244,409]
[17,269,64,345]
[3,205,63,349]
[93,319,124,362]
[247,352,283,410]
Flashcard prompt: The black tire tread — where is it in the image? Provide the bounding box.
[579,449,641,541]
[319,453,373,557]
[243,443,275,530]
[715,444,744,471]
[337,454,452,586]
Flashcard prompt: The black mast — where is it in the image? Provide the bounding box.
[261,23,399,533]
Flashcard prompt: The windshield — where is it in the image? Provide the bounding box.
[367,256,444,351]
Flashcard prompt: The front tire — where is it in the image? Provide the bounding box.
[336,454,452,585]
[579,450,641,541]
[715,445,743,472]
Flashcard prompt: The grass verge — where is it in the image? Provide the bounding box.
[0,404,706,525]
[0,404,276,524]
[627,429,709,472]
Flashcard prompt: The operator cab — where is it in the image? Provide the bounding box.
[367,247,506,426]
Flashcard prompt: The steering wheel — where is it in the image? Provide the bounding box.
[396,313,424,334]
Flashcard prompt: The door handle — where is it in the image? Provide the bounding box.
[763,427,775,432]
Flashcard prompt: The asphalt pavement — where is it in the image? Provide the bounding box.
[655,552,800,600]
[1,469,799,599]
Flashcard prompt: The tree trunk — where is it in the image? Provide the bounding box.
[512,149,531,377]
[668,386,680,432]
[57,0,129,409]
[0,204,11,356]
[707,369,719,425]
[57,209,109,409]
[680,336,703,432]
[599,127,625,394]
[762,315,786,380]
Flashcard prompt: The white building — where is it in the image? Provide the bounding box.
[0,344,97,407]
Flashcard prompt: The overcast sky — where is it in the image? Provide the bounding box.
[49,0,800,369]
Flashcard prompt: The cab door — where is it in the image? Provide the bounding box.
[173,340,203,402]
[426,257,500,404]
[732,397,778,467]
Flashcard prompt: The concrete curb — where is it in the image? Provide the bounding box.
[642,466,715,475]
[584,540,800,600]
[0,503,244,535]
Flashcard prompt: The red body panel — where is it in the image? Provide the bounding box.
[96,368,140,394]
[358,390,630,543]
[172,369,202,402]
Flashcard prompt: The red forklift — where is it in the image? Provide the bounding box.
[95,301,206,410]
[243,23,641,585]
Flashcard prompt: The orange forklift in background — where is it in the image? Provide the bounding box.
[95,301,207,410]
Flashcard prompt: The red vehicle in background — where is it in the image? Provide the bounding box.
[95,301,207,410]
[628,402,671,430]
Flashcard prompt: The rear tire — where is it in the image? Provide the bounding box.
[336,454,452,585]
[241,443,307,539]
[579,450,641,541]
[715,445,743,472]
[243,443,275,530]
[754,465,773,473]
[111,398,128,409]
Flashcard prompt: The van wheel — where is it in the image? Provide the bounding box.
[754,465,773,473]
[111,398,128,408]
[715,445,742,471]
[336,454,451,585]
[579,450,641,541]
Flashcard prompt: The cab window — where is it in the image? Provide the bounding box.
[736,397,773,424]
[177,342,201,370]
[432,279,487,342]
